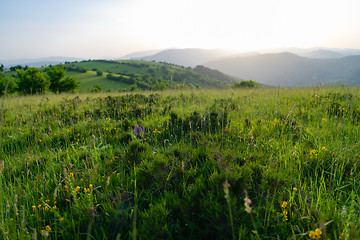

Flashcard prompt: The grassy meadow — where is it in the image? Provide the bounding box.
[0,87,359,239]
[65,71,132,92]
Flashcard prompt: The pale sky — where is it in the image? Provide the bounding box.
[1,0,360,60]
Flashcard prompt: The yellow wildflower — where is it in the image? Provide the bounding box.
[293,187,298,192]
[309,228,322,239]
[45,225,51,232]
[73,186,81,194]
[339,232,350,240]
[32,205,37,212]
[281,201,288,209]
[282,209,288,221]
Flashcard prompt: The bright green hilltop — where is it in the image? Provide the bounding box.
[63,59,239,91]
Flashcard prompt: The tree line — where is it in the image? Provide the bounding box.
[0,65,78,95]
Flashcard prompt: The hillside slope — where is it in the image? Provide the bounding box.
[62,59,236,91]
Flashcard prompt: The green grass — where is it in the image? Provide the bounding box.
[66,71,132,91]
[0,87,359,239]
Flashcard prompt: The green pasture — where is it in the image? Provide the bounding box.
[0,87,359,239]
[65,71,132,92]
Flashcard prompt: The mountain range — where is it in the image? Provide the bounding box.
[127,48,360,87]
[205,52,360,87]
[0,56,83,68]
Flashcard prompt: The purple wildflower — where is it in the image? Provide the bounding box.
[134,124,139,135]
[134,124,144,135]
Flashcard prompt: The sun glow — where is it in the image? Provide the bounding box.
[112,0,360,53]
[1,0,360,59]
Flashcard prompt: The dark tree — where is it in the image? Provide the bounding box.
[17,67,50,94]
[46,65,79,93]
[46,65,65,92]
[232,80,260,88]
[0,73,7,94]
[0,64,4,72]
[59,76,78,92]
[0,74,18,95]
[10,65,23,72]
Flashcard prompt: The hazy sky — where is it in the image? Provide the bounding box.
[1,0,360,59]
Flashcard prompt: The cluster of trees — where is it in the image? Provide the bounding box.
[121,62,149,68]
[90,60,149,69]
[232,80,260,88]
[63,65,87,73]
[9,65,28,72]
[0,65,78,95]
[105,71,170,91]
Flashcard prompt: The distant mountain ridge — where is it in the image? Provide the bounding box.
[116,49,164,60]
[0,57,84,68]
[118,48,360,86]
[134,48,233,67]
[204,52,360,86]
[120,47,360,66]
[298,49,344,59]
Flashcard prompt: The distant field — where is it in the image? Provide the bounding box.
[65,71,132,91]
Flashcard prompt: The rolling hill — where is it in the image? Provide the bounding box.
[61,59,237,91]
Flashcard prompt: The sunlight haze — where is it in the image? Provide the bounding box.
[1,0,360,59]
